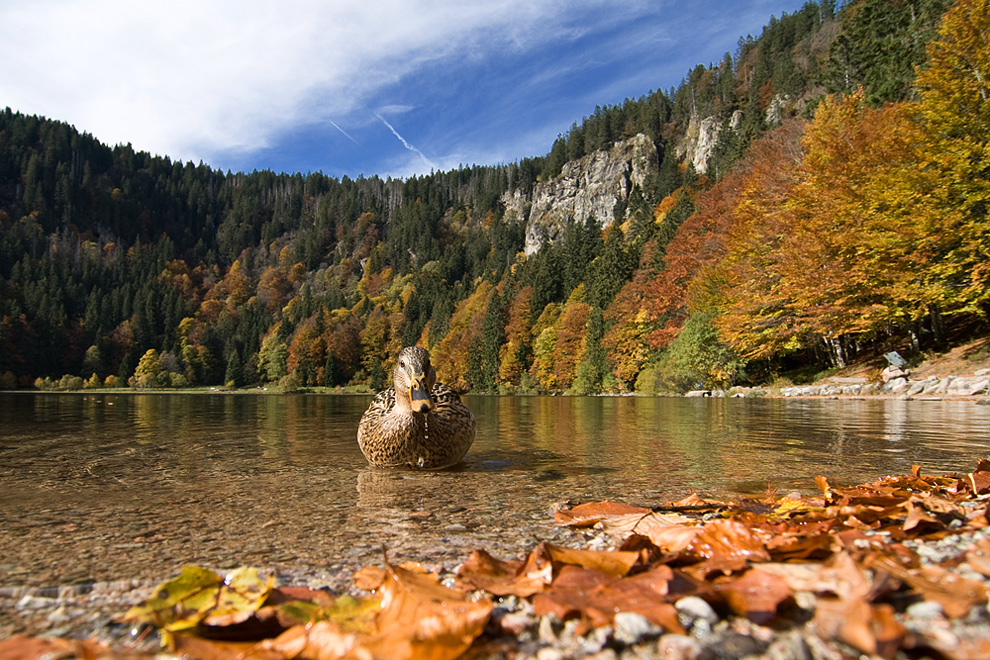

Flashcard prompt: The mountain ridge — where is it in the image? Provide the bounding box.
[3,0,982,395]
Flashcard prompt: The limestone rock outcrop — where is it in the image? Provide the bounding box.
[503,134,659,256]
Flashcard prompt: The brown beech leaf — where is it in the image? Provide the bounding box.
[271,560,491,660]
[554,500,651,526]
[171,634,283,660]
[966,537,990,577]
[0,635,114,660]
[813,597,878,656]
[872,604,907,660]
[967,469,990,495]
[457,548,528,595]
[457,542,638,597]
[716,567,794,624]
[264,621,362,660]
[903,496,969,533]
[762,529,834,560]
[629,512,700,547]
[872,556,988,618]
[687,518,770,564]
[813,551,873,600]
[365,561,493,660]
[533,564,682,635]
[354,565,388,591]
[545,543,640,578]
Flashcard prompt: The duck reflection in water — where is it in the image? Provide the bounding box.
[358,346,475,469]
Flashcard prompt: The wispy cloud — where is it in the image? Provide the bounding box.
[0,0,807,176]
[375,112,436,172]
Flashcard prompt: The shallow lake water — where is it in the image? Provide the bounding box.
[1,393,989,592]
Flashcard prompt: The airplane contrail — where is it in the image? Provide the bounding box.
[329,120,360,146]
[375,112,437,171]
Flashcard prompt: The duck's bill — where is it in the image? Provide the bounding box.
[409,378,433,412]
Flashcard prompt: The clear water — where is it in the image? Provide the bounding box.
[1,393,988,589]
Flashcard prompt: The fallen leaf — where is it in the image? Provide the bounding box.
[126,565,276,637]
[365,560,493,660]
[533,564,682,635]
[685,518,770,565]
[966,538,990,577]
[554,500,651,526]
[171,634,283,660]
[269,560,491,660]
[717,567,793,624]
[872,604,907,660]
[814,597,877,656]
[545,543,640,578]
[0,635,113,660]
[873,556,988,617]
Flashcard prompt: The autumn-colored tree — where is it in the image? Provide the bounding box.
[710,121,808,360]
[131,348,162,388]
[258,324,289,382]
[359,305,392,390]
[551,286,591,391]
[498,285,534,388]
[323,314,361,386]
[641,171,741,352]
[782,93,929,351]
[288,316,325,386]
[257,266,293,315]
[912,0,990,317]
[528,303,561,391]
[601,275,652,387]
[434,281,493,391]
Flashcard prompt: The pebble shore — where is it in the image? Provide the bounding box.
[4,498,990,660]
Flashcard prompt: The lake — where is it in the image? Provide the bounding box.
[1,392,988,592]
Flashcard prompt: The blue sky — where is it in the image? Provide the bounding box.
[1,1,808,180]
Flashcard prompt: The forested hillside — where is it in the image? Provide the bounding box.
[2,0,986,394]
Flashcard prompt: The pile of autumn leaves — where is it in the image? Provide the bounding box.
[5,461,990,660]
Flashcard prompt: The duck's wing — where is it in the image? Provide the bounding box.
[360,387,396,427]
[431,382,465,408]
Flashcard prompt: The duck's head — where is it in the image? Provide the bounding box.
[394,346,436,414]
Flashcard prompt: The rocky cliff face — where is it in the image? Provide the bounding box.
[503,134,659,256]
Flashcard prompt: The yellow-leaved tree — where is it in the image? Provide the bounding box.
[912,0,990,317]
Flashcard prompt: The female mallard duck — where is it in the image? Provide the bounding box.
[358,346,475,468]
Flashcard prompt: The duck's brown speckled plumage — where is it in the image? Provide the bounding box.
[358,346,475,468]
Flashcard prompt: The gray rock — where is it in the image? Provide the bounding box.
[675,595,719,633]
[684,390,710,398]
[761,630,812,660]
[612,611,661,645]
[539,613,563,644]
[906,600,944,620]
[656,634,702,660]
[16,594,56,611]
[883,377,909,394]
[517,134,659,255]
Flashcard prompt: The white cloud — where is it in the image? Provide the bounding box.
[0,0,626,164]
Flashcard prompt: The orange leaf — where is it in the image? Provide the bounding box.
[533,564,682,635]
[873,556,988,618]
[0,636,110,660]
[717,567,793,624]
[814,597,877,656]
[966,537,990,577]
[545,543,640,578]
[554,500,651,526]
[271,560,491,660]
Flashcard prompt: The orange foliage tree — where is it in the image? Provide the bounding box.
[498,285,534,388]
[435,281,493,391]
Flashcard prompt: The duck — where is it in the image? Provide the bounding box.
[357,346,475,468]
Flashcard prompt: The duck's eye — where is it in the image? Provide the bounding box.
[399,360,406,368]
